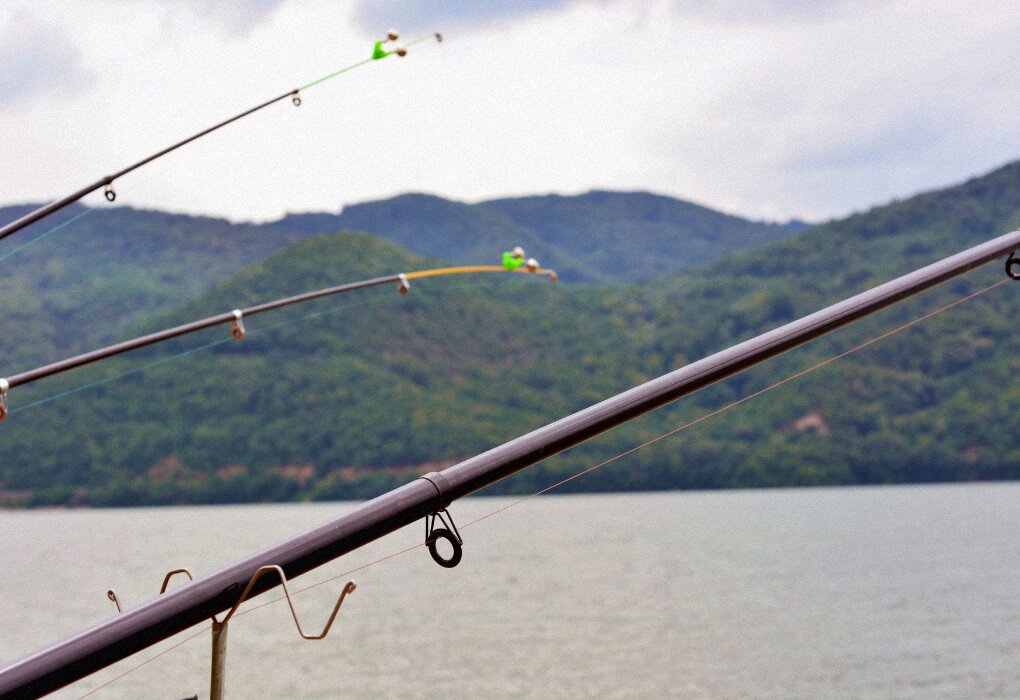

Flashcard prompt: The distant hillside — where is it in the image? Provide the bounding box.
[0,204,309,369]
[484,191,807,282]
[1,162,1019,506]
[0,190,803,369]
[317,191,809,284]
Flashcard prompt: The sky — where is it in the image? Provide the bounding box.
[2,0,1020,225]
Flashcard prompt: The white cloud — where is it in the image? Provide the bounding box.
[0,8,95,110]
[1,0,1019,225]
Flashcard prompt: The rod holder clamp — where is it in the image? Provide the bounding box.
[230,309,246,340]
[418,471,453,511]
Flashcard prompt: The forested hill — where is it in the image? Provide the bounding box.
[284,190,810,284]
[0,190,804,370]
[1,162,1019,506]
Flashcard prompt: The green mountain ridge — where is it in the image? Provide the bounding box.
[1,163,1019,506]
[0,189,802,371]
[325,190,808,284]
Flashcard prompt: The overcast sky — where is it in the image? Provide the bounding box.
[2,0,1019,225]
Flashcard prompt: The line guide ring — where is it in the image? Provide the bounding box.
[229,309,246,340]
[1006,251,1020,280]
[425,509,462,568]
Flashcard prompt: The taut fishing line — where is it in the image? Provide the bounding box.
[0,207,95,263]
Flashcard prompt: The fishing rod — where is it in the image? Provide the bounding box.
[1,230,1016,699]
[0,30,442,244]
[0,251,556,420]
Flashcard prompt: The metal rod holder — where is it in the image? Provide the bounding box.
[108,568,195,613]
[209,565,356,700]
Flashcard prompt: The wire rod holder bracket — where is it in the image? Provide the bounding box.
[1006,251,1020,280]
[219,564,356,637]
[0,378,8,421]
[108,568,195,613]
[207,566,354,699]
[229,309,246,340]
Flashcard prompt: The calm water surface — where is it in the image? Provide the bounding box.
[2,483,1020,698]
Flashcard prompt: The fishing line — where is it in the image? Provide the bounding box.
[0,207,95,263]
[0,31,442,244]
[457,276,1015,529]
[77,624,211,699]
[8,338,228,416]
[75,276,1011,698]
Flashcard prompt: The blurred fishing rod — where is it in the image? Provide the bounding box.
[0,30,442,244]
[0,251,555,420]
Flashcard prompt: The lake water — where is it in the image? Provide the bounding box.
[2,483,1020,698]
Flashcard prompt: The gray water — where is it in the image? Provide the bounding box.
[2,484,1020,698]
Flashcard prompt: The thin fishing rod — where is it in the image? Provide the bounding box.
[0,30,442,244]
[1,231,1016,699]
[0,262,555,418]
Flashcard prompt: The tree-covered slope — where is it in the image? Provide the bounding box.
[0,189,803,370]
[0,233,642,504]
[0,204,311,370]
[1,162,1019,507]
[484,190,807,282]
[329,191,807,284]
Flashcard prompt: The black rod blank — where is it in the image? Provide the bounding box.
[1,230,1017,698]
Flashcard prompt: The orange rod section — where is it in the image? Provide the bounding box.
[404,266,554,279]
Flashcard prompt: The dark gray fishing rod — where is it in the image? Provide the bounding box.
[0,262,556,419]
[1,231,1017,698]
[0,31,442,244]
